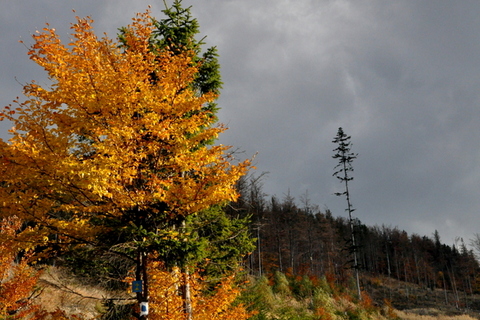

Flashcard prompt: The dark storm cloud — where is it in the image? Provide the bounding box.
[2,1,480,245]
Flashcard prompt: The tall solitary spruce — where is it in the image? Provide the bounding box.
[332,127,361,299]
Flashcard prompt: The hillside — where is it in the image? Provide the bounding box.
[230,174,480,308]
[29,266,480,320]
[364,274,480,317]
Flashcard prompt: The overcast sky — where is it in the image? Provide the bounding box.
[2,1,480,246]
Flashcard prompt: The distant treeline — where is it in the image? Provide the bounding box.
[228,174,479,296]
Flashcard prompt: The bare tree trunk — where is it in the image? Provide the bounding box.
[447,267,459,309]
[257,226,263,277]
[136,250,149,320]
[442,272,448,305]
[182,270,193,320]
[386,244,391,278]
[181,219,193,320]
[414,254,421,285]
[277,231,283,272]
[350,218,361,300]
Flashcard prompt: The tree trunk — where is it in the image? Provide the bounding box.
[257,226,263,277]
[137,250,149,320]
[179,219,193,320]
[182,270,193,320]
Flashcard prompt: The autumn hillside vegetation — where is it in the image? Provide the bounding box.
[1,1,480,320]
[227,173,480,318]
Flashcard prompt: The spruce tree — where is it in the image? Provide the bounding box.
[119,0,222,121]
[118,2,248,317]
[332,127,361,299]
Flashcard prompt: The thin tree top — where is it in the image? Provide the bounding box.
[332,127,358,180]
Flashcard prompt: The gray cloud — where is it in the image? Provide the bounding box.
[2,1,480,245]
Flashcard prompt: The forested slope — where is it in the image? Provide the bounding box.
[230,174,480,313]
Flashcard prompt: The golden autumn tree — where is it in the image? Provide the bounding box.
[0,9,250,319]
[124,259,254,320]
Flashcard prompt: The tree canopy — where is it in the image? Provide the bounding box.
[0,7,251,319]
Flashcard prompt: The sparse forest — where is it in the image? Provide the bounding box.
[230,172,480,315]
[1,1,480,320]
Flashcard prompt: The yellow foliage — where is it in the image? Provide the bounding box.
[1,8,252,318]
[0,216,40,317]
[0,9,250,250]
[125,260,253,320]
[0,217,84,319]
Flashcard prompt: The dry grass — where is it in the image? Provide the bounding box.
[32,266,131,318]
[29,269,480,320]
[395,309,478,320]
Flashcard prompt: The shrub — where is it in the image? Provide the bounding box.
[272,271,291,296]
